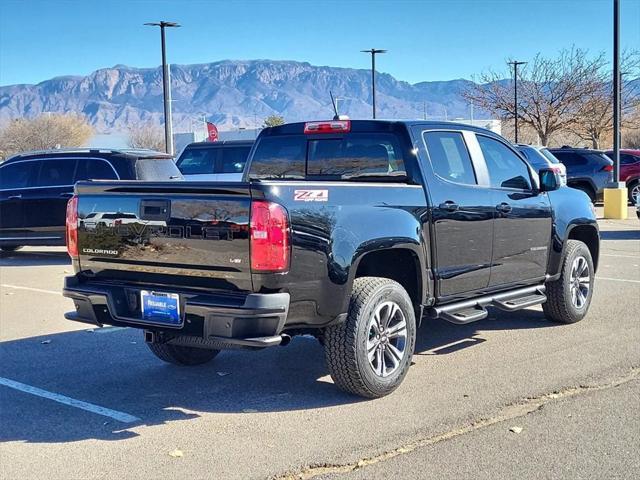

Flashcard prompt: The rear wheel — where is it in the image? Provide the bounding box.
[146,341,220,366]
[543,240,594,324]
[628,181,640,205]
[323,277,416,399]
[570,183,596,203]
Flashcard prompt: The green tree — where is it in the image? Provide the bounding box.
[262,115,285,128]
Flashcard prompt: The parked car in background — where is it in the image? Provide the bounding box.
[548,147,613,203]
[515,144,567,185]
[603,149,640,204]
[176,140,254,181]
[0,148,182,252]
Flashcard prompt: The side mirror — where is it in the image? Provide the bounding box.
[538,168,561,192]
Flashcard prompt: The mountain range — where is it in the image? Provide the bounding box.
[0,60,489,133]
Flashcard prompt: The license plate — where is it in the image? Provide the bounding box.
[140,290,181,325]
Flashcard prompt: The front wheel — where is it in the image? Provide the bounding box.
[323,277,416,398]
[543,240,594,324]
[146,341,220,366]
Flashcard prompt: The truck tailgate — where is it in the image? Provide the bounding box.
[75,181,252,292]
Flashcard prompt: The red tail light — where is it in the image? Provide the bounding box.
[304,120,351,134]
[601,164,614,172]
[66,196,79,257]
[250,200,289,272]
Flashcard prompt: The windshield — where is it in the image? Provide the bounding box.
[539,148,560,164]
[135,158,183,181]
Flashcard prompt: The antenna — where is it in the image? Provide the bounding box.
[330,90,339,120]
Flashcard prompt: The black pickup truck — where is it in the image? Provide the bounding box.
[63,120,599,398]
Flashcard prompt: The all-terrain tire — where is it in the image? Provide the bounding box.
[323,277,416,399]
[543,240,594,324]
[146,342,220,366]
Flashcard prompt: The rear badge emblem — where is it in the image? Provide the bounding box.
[294,190,329,202]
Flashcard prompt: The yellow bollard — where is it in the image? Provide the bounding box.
[603,187,628,219]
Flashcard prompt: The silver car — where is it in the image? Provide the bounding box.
[516,144,567,185]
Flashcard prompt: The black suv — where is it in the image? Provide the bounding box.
[548,147,613,202]
[0,148,181,251]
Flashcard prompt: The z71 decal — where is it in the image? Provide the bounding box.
[294,189,329,202]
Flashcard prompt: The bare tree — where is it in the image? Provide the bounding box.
[568,52,640,148]
[623,127,640,149]
[262,115,285,128]
[464,48,605,145]
[127,122,165,151]
[0,113,93,159]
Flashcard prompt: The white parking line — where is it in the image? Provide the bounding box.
[90,326,128,334]
[0,377,140,423]
[600,253,640,259]
[1,284,61,295]
[596,276,640,284]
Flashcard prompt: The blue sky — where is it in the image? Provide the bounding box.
[1,0,638,86]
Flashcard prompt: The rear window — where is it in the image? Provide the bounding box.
[249,134,406,181]
[75,158,119,181]
[219,147,251,173]
[176,148,216,175]
[135,158,183,181]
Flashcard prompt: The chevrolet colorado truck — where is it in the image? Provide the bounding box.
[63,120,599,398]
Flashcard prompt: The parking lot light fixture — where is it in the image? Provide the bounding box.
[507,60,527,143]
[361,49,387,119]
[144,21,181,155]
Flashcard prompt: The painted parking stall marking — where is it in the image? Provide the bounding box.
[0,377,140,424]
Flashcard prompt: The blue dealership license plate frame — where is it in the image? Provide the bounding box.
[140,290,181,326]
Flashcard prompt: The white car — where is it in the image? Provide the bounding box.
[516,144,567,186]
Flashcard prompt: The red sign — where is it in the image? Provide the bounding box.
[206,122,219,142]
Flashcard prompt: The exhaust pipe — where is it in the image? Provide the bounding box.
[279,334,292,347]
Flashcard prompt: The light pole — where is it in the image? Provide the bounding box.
[145,21,180,155]
[361,49,387,119]
[508,60,527,143]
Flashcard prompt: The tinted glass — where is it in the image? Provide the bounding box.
[0,161,40,190]
[219,147,251,173]
[423,131,476,185]
[176,148,217,175]
[307,133,405,179]
[478,135,532,190]
[135,159,183,180]
[35,159,77,187]
[516,146,547,170]
[539,148,560,164]
[74,158,118,181]
[620,154,640,165]
[249,136,306,179]
[552,151,587,166]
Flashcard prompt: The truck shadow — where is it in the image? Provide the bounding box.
[0,250,71,267]
[0,308,557,444]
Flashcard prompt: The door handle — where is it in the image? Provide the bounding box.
[496,202,512,213]
[59,193,73,198]
[438,201,459,212]
[8,194,22,200]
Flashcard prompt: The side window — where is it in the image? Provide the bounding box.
[553,152,586,166]
[74,159,118,181]
[219,147,251,173]
[477,135,532,190]
[34,159,77,187]
[249,136,306,179]
[0,161,40,190]
[307,133,405,179]
[176,148,217,175]
[619,154,639,165]
[423,131,477,185]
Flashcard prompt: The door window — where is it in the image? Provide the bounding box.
[75,159,118,181]
[477,135,532,190]
[0,161,40,189]
[423,131,477,185]
[34,159,77,187]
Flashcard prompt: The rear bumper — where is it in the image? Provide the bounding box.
[63,276,290,348]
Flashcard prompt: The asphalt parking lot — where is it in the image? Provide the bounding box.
[1,208,638,480]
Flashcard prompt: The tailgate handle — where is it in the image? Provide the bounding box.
[140,200,171,221]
